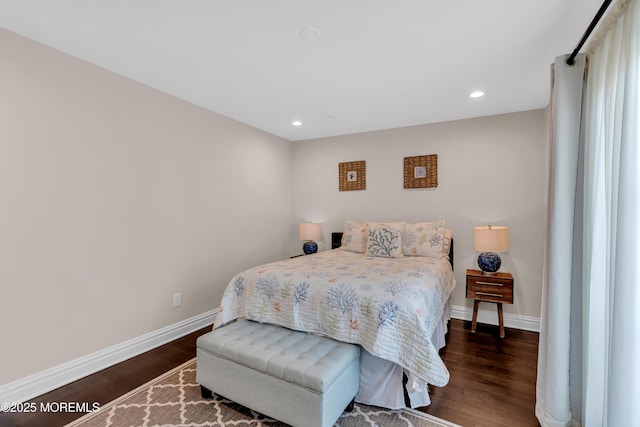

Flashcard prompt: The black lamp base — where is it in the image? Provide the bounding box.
[478,252,501,274]
[303,240,318,255]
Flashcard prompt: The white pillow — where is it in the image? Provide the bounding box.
[341,220,368,253]
[401,220,445,258]
[365,222,405,258]
[442,228,454,260]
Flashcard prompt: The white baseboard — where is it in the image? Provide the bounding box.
[451,304,540,332]
[0,309,217,405]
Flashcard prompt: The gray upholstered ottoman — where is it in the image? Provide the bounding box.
[196,319,360,427]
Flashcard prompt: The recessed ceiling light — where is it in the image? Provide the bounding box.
[299,27,320,41]
[292,121,303,126]
[469,91,485,98]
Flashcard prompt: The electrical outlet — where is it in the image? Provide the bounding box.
[173,293,181,308]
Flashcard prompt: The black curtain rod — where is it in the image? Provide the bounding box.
[567,0,614,65]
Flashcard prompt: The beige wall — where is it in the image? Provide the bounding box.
[291,110,547,321]
[0,29,292,385]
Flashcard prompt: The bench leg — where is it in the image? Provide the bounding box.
[345,398,355,412]
[200,385,213,399]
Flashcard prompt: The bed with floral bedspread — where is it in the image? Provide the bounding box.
[213,248,456,403]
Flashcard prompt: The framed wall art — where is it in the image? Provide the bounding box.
[338,160,366,191]
[404,154,438,189]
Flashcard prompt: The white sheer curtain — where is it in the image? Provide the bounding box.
[536,0,640,425]
[536,53,586,427]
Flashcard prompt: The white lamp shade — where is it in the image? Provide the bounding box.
[473,225,509,252]
[299,223,322,241]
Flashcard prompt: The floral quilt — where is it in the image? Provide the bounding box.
[213,249,456,387]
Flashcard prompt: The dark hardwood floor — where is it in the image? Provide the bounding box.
[0,319,539,427]
[423,320,540,427]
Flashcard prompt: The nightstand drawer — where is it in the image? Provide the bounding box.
[466,271,513,304]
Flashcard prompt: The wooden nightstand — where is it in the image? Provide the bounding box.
[466,269,514,338]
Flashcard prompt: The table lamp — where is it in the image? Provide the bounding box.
[473,225,509,274]
[299,223,322,254]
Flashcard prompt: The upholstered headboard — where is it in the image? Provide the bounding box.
[331,232,454,270]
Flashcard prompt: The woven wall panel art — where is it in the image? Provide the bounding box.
[404,155,438,189]
[339,160,366,191]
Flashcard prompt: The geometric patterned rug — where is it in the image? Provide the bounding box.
[66,359,461,427]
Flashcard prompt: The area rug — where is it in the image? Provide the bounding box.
[66,359,460,427]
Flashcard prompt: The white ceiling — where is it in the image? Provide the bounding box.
[0,0,603,141]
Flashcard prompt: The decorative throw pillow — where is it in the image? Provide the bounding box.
[341,220,368,253]
[442,228,454,260]
[401,220,445,258]
[365,222,405,258]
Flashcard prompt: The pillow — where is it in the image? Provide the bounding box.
[365,222,405,258]
[442,228,454,260]
[401,220,445,258]
[341,220,368,253]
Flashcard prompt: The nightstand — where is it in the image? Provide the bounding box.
[466,269,514,338]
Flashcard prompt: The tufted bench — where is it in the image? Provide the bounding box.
[196,319,360,427]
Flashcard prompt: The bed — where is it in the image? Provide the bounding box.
[213,220,456,409]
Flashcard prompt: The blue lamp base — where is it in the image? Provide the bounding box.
[478,252,501,274]
[303,240,318,255]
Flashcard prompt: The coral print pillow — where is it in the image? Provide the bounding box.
[366,222,405,258]
[341,220,369,253]
[402,220,445,258]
